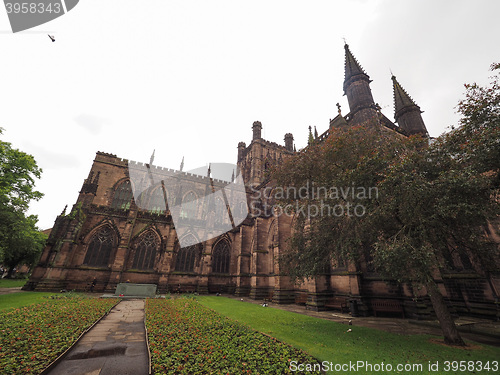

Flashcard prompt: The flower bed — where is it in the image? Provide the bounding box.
[146,297,321,374]
[0,296,118,374]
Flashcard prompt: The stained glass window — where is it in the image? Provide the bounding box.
[215,197,224,224]
[149,187,166,214]
[181,191,197,219]
[84,227,114,267]
[175,245,196,272]
[111,180,133,210]
[132,231,158,270]
[212,240,230,274]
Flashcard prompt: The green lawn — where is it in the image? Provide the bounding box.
[0,292,58,311]
[197,296,500,375]
[0,278,27,288]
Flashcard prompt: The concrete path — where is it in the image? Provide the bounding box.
[0,287,23,295]
[46,300,149,375]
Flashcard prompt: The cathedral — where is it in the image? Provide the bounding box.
[25,44,499,320]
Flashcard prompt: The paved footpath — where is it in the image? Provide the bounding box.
[46,299,149,375]
[0,286,23,295]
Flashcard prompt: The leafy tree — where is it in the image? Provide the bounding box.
[0,128,45,276]
[272,65,500,346]
[448,62,500,183]
[369,134,498,346]
[1,213,47,278]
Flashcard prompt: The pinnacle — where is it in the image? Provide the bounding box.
[344,43,369,91]
[392,75,419,117]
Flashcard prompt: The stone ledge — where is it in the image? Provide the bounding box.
[114,283,157,297]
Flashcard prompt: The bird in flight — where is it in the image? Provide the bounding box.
[48,34,55,42]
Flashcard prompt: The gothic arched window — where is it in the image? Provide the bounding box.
[175,245,196,272]
[215,197,224,224]
[111,180,133,210]
[181,191,197,219]
[212,240,230,274]
[149,187,166,214]
[84,227,114,267]
[132,231,158,270]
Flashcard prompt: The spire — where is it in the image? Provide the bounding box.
[392,75,428,136]
[392,75,419,115]
[308,126,314,145]
[314,126,318,139]
[207,163,211,178]
[149,149,155,165]
[343,43,370,94]
[342,43,377,127]
[179,156,184,172]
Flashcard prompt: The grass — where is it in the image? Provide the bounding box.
[197,296,500,375]
[0,292,59,312]
[0,278,27,288]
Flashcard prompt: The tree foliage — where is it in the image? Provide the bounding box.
[0,128,45,274]
[1,213,47,277]
[273,126,412,279]
[272,64,500,346]
[449,62,500,184]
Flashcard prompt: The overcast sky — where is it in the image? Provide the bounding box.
[1,0,499,230]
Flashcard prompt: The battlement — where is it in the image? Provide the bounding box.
[94,150,234,185]
[96,151,117,158]
[127,159,232,185]
[247,137,291,152]
[95,151,128,167]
